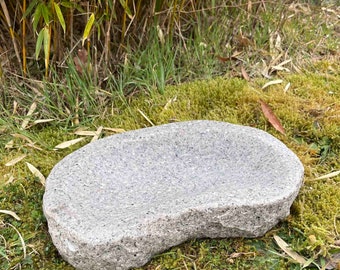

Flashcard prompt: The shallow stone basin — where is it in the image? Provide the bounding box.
[43,120,304,270]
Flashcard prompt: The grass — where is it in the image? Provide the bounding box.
[1,1,339,123]
[1,1,340,269]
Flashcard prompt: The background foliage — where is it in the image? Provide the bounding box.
[0,0,221,76]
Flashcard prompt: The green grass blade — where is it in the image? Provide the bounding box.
[154,0,165,13]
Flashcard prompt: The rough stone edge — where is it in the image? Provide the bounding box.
[49,185,302,270]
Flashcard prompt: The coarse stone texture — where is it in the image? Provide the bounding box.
[43,120,304,270]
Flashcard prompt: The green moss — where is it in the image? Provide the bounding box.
[1,67,339,269]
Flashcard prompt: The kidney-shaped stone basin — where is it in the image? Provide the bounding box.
[43,120,304,270]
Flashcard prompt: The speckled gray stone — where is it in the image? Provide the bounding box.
[43,120,304,270]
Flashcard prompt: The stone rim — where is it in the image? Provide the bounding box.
[43,120,304,269]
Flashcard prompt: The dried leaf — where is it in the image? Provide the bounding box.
[272,59,291,72]
[74,48,88,73]
[262,79,283,89]
[73,96,80,125]
[54,137,85,149]
[157,25,165,45]
[4,174,15,185]
[271,65,290,72]
[231,51,243,58]
[275,33,282,51]
[229,252,255,259]
[235,33,253,48]
[217,55,230,62]
[91,126,103,142]
[314,170,340,180]
[259,99,285,134]
[274,235,307,264]
[241,66,250,81]
[0,210,21,220]
[25,143,43,151]
[0,126,7,134]
[137,109,154,126]
[284,82,291,93]
[74,130,97,136]
[163,96,177,111]
[217,51,242,62]
[102,127,125,133]
[21,102,37,129]
[78,49,88,65]
[269,32,282,55]
[5,139,14,149]
[324,252,340,270]
[5,154,27,166]
[33,119,55,125]
[12,100,18,115]
[26,162,46,186]
[11,133,34,144]
[261,60,271,79]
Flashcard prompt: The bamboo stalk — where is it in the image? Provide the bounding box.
[22,0,27,75]
[0,0,22,71]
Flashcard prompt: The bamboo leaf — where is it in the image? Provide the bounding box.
[315,170,340,180]
[157,25,165,44]
[11,133,34,144]
[43,26,50,57]
[274,235,307,264]
[284,82,291,93]
[241,66,250,81]
[82,13,95,46]
[5,140,14,149]
[119,0,133,19]
[60,1,74,8]
[5,155,27,167]
[21,101,37,129]
[262,79,283,89]
[259,99,285,135]
[0,210,21,221]
[43,25,51,72]
[54,137,85,149]
[74,130,97,136]
[33,119,55,124]
[23,0,39,19]
[102,127,125,133]
[26,162,46,186]
[33,3,42,31]
[54,2,66,33]
[35,29,44,60]
[41,3,50,24]
[91,126,103,142]
[5,175,15,185]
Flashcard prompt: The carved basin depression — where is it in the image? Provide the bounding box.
[43,120,304,270]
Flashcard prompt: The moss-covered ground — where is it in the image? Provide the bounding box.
[1,63,339,269]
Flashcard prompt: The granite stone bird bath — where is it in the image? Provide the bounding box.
[43,120,304,270]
